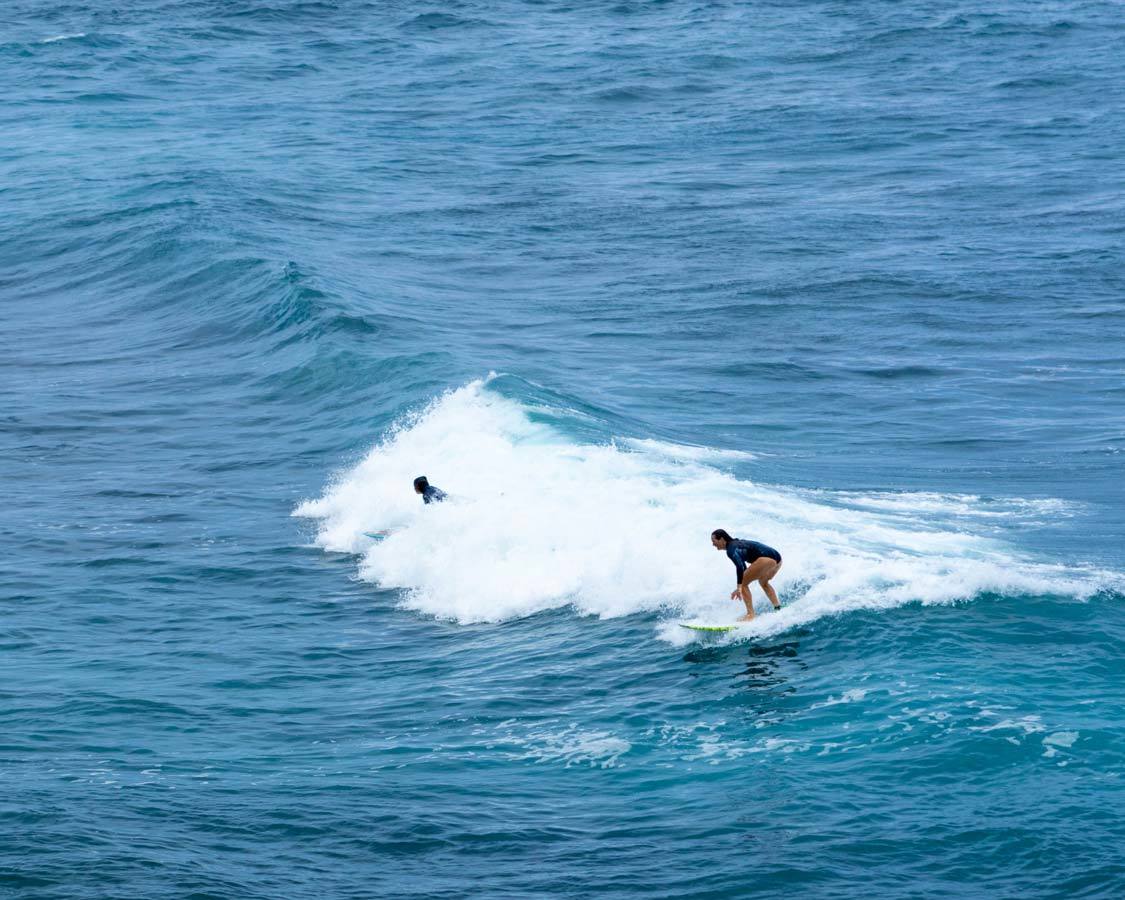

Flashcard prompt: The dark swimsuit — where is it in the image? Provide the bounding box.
[726,539,782,585]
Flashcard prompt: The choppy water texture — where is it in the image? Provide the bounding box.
[3,1,1125,897]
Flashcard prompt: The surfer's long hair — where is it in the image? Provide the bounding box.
[711,528,734,543]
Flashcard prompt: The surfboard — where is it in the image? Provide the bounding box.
[679,622,743,633]
[363,530,392,540]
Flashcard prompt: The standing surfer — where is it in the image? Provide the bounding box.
[711,529,782,621]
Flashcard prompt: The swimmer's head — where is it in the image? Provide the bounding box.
[413,476,429,494]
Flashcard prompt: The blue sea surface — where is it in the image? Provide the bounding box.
[3,1,1125,896]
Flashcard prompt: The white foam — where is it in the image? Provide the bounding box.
[827,491,1079,523]
[509,725,631,768]
[623,437,757,463]
[1043,731,1078,748]
[810,688,869,710]
[970,714,1046,736]
[296,379,1115,634]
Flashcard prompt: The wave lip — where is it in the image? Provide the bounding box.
[297,380,1114,635]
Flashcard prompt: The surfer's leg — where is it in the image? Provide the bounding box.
[736,573,756,621]
[757,560,782,610]
[744,558,781,611]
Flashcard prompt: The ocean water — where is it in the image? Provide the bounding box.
[3,0,1125,896]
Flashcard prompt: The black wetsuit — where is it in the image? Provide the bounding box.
[421,484,446,504]
[726,539,781,585]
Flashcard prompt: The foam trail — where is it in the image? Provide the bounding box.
[296,379,1114,636]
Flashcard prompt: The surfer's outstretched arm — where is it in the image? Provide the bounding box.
[727,547,746,600]
[735,570,756,620]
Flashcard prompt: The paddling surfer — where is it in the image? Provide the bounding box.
[711,529,782,621]
[413,475,447,504]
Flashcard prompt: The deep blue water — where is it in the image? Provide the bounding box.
[3,1,1125,897]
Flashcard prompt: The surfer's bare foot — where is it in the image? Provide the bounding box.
[737,613,755,622]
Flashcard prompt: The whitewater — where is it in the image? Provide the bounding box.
[298,378,1111,637]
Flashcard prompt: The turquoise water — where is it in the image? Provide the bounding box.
[3,1,1125,896]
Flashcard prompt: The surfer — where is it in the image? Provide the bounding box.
[413,475,447,504]
[711,529,782,621]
